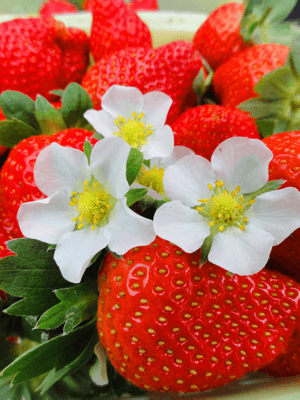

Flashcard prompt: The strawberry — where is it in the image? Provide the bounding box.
[193,3,252,71]
[172,105,261,160]
[90,0,152,63]
[212,44,289,109]
[81,41,204,125]
[261,327,300,377]
[262,131,300,281]
[0,17,89,101]
[97,237,300,393]
[39,0,78,16]
[129,0,159,11]
[0,128,98,215]
[83,0,95,11]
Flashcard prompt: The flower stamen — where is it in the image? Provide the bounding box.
[114,112,153,149]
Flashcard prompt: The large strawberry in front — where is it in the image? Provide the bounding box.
[97,237,300,393]
[82,41,204,125]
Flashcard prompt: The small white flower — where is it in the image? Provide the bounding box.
[133,146,195,200]
[153,137,300,276]
[84,85,174,160]
[17,137,156,283]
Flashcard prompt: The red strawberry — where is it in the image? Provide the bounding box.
[90,0,152,62]
[193,2,252,71]
[83,0,95,11]
[212,44,289,109]
[262,131,300,281]
[129,0,158,11]
[0,17,89,101]
[39,0,78,16]
[261,326,300,377]
[0,128,98,215]
[82,41,204,125]
[97,237,300,393]
[172,105,261,160]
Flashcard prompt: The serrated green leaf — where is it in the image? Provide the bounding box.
[84,139,93,165]
[62,83,94,129]
[35,280,98,334]
[255,119,275,138]
[200,235,213,266]
[5,292,59,317]
[0,119,39,148]
[0,321,96,385]
[0,91,41,132]
[35,95,66,135]
[37,330,98,394]
[126,148,143,185]
[125,188,148,207]
[243,179,285,201]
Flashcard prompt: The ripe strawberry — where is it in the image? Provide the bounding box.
[90,0,152,62]
[129,0,158,11]
[172,105,261,160]
[193,2,252,71]
[261,327,300,377]
[39,0,78,16]
[97,237,300,393]
[0,128,98,215]
[212,44,289,108]
[0,17,89,101]
[262,131,300,281]
[83,0,95,11]
[82,41,204,125]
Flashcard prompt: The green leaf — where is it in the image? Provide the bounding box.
[287,38,300,77]
[49,89,64,98]
[37,329,98,394]
[0,119,39,148]
[238,97,286,119]
[192,67,213,101]
[0,381,32,400]
[254,67,295,99]
[5,292,59,317]
[93,132,104,140]
[255,119,275,138]
[243,179,285,201]
[62,83,94,129]
[0,91,41,132]
[0,321,96,385]
[143,159,150,168]
[273,118,290,134]
[84,139,93,165]
[125,188,148,207]
[126,148,143,185]
[264,0,298,23]
[35,95,67,135]
[200,235,213,266]
[35,280,98,335]
[0,238,72,316]
[257,22,294,46]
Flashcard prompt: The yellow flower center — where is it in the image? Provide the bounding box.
[69,176,116,231]
[137,165,165,195]
[196,180,255,233]
[114,112,153,149]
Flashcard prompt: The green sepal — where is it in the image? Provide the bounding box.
[110,251,123,260]
[273,119,290,134]
[243,179,285,202]
[84,139,93,165]
[200,235,213,266]
[93,132,104,140]
[126,148,143,185]
[143,159,150,168]
[0,119,40,148]
[0,381,32,400]
[126,188,148,207]
[285,38,300,77]
[238,97,287,119]
[0,320,96,385]
[0,91,41,132]
[62,83,94,129]
[254,67,296,99]
[255,119,275,138]
[49,89,64,98]
[4,293,59,317]
[193,67,213,104]
[35,95,67,136]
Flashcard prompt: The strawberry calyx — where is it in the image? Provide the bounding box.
[238,41,300,137]
[240,0,299,46]
[0,83,95,148]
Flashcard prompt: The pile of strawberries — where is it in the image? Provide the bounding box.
[1,0,300,395]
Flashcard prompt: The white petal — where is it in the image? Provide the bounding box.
[247,187,300,245]
[54,228,108,283]
[84,109,116,137]
[150,145,194,170]
[104,198,156,254]
[208,225,274,275]
[101,85,144,120]
[17,192,74,244]
[153,200,210,253]
[142,125,174,160]
[34,143,89,196]
[142,91,172,129]
[163,155,215,207]
[90,137,130,198]
[211,137,273,194]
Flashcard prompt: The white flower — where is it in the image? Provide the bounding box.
[133,146,195,200]
[84,85,174,160]
[17,137,156,283]
[153,137,300,276]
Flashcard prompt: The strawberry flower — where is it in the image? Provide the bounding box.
[84,85,174,159]
[17,137,156,283]
[153,137,300,276]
